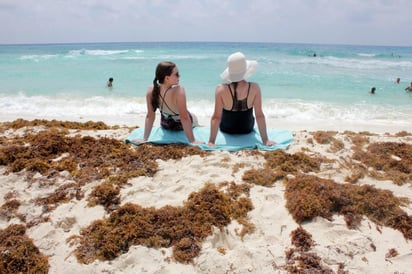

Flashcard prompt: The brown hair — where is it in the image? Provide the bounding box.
[151,61,176,110]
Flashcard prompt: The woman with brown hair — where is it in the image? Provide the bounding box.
[134,61,202,144]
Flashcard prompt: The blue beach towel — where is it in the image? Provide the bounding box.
[125,126,293,151]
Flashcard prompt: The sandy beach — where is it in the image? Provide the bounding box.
[1,115,411,274]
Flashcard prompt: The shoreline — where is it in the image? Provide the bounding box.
[0,118,411,273]
[1,113,411,134]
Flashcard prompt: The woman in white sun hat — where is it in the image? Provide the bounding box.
[208,52,276,146]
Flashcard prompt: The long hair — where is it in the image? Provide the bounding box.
[151,61,176,110]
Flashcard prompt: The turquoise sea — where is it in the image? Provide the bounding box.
[1,42,412,129]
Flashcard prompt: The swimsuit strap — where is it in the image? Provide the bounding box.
[228,82,251,111]
[227,84,236,111]
[160,87,179,116]
[246,82,251,99]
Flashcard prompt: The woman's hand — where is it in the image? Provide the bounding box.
[264,140,277,146]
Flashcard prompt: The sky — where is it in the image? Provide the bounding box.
[1,0,411,46]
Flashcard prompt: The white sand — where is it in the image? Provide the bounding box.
[1,115,412,274]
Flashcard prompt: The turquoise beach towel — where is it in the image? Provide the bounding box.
[125,126,293,151]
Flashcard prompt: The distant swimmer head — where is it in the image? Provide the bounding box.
[107,77,114,87]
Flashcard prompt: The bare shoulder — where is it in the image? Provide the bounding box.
[249,81,260,89]
[215,83,227,94]
[216,83,227,89]
[173,85,186,94]
[248,82,261,96]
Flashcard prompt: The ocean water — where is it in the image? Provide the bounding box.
[1,42,412,130]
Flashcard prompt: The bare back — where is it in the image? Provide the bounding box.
[158,85,181,115]
[218,81,258,111]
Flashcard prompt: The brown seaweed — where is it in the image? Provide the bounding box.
[242,150,322,186]
[0,199,22,221]
[284,226,346,273]
[284,250,335,274]
[69,183,253,264]
[353,142,412,185]
[285,174,412,239]
[290,226,314,252]
[0,118,115,131]
[0,224,49,274]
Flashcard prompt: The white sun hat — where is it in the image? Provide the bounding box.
[220,52,258,83]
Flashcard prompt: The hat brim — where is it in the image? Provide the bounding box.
[220,60,258,83]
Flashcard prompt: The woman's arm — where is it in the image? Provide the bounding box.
[176,86,200,143]
[208,85,224,145]
[253,83,276,146]
[141,87,156,141]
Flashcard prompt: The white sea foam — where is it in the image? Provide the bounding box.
[1,94,411,132]
[67,49,129,57]
[19,54,58,61]
[84,49,129,56]
[285,56,412,70]
[358,53,376,57]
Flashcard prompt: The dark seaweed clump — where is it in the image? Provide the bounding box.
[285,174,412,239]
[353,142,412,185]
[0,199,22,221]
[285,227,337,273]
[0,224,49,274]
[242,150,321,186]
[290,226,314,252]
[0,118,115,131]
[0,129,154,178]
[69,183,253,264]
[284,250,335,274]
[312,130,345,153]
